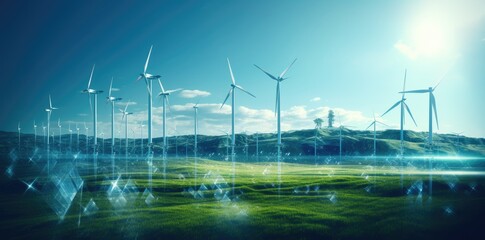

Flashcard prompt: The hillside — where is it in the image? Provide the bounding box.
[1,128,484,161]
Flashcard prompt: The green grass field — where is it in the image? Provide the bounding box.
[1,157,485,239]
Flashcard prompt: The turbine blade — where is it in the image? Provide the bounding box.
[402,69,407,98]
[227,58,235,84]
[431,93,439,129]
[49,95,52,109]
[376,121,390,127]
[166,96,172,113]
[166,88,182,94]
[88,64,95,89]
[144,78,151,96]
[144,45,153,74]
[254,64,278,80]
[109,77,113,97]
[279,58,297,79]
[404,102,418,127]
[399,89,429,94]
[365,121,375,130]
[136,75,143,82]
[381,100,400,117]
[88,94,93,113]
[235,85,256,98]
[221,88,232,109]
[158,78,165,93]
[124,101,129,112]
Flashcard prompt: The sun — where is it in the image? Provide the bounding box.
[412,20,450,57]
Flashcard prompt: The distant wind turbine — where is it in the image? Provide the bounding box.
[193,103,199,158]
[107,77,122,154]
[42,123,46,145]
[254,58,296,189]
[120,101,133,173]
[366,114,389,157]
[45,95,58,147]
[57,118,62,152]
[82,65,103,149]
[157,79,182,159]
[68,122,73,152]
[17,122,21,149]
[76,123,80,152]
[33,121,37,148]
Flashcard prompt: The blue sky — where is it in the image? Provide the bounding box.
[1,0,484,138]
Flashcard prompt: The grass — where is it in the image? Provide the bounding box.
[1,156,485,239]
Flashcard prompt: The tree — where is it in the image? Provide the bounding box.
[313,118,324,129]
[328,110,335,128]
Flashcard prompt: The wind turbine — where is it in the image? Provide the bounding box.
[82,65,103,149]
[136,45,160,152]
[400,77,443,199]
[381,70,417,156]
[107,77,122,154]
[83,122,89,153]
[120,101,133,173]
[193,103,199,158]
[365,114,389,157]
[157,79,182,159]
[221,58,256,195]
[42,123,46,145]
[254,58,296,189]
[33,121,37,148]
[57,118,62,152]
[381,70,417,192]
[68,123,73,152]
[76,123,80,152]
[399,82,441,150]
[17,122,21,149]
[45,95,58,147]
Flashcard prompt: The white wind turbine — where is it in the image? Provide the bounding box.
[68,122,73,151]
[82,65,103,149]
[42,123,46,145]
[400,77,443,199]
[157,79,182,159]
[17,122,21,149]
[400,82,441,150]
[136,45,160,151]
[221,58,256,195]
[254,58,296,188]
[83,122,89,153]
[45,95,58,147]
[365,114,389,157]
[76,123,80,152]
[193,103,199,158]
[33,121,37,148]
[381,70,417,156]
[120,101,133,173]
[57,118,62,152]
[107,77,122,154]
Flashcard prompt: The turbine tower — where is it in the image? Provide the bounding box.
[33,121,37,148]
[254,58,296,189]
[193,103,199,158]
[381,70,417,156]
[82,65,104,149]
[107,77,122,154]
[17,122,21,149]
[136,45,160,151]
[68,122,73,152]
[57,118,62,152]
[221,58,256,195]
[42,123,46,145]
[157,79,182,159]
[76,123,80,152]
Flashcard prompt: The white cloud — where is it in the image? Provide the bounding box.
[394,41,418,60]
[310,97,321,102]
[178,89,211,98]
